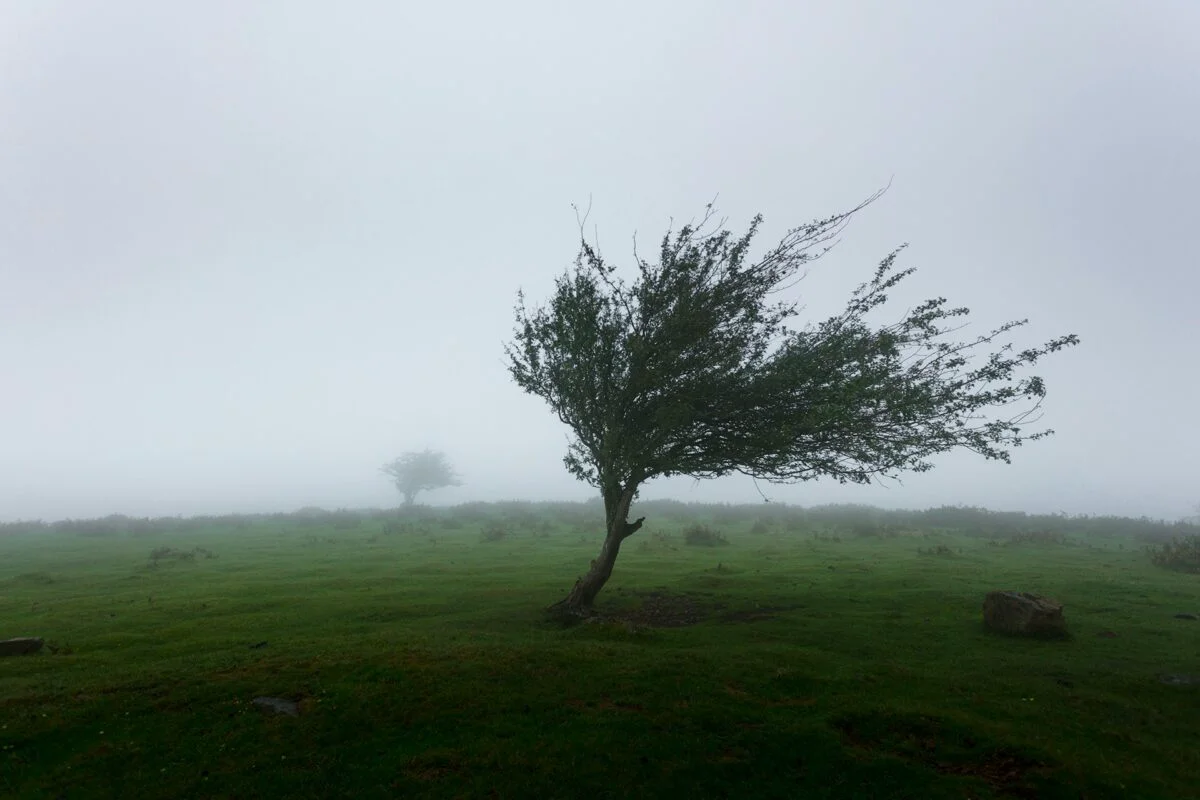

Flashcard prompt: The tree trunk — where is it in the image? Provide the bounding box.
[402,489,417,507]
[550,483,645,615]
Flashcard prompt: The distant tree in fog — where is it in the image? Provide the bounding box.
[381,450,462,507]
[505,190,1080,615]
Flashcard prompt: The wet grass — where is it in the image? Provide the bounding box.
[1,510,1197,798]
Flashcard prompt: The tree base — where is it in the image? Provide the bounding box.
[544,598,597,626]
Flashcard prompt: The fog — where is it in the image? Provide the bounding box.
[2,1,1197,523]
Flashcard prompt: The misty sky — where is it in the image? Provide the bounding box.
[2,1,1198,522]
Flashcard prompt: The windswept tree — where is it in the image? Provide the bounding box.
[381,449,462,507]
[505,191,1079,615]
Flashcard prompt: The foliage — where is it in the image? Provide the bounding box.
[380,449,462,506]
[480,523,510,542]
[148,546,215,566]
[683,524,729,547]
[1006,530,1072,546]
[506,194,1078,493]
[382,520,424,536]
[1145,535,1200,573]
[5,501,1196,545]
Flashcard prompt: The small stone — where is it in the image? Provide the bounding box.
[0,638,44,657]
[251,697,299,716]
[1158,674,1200,686]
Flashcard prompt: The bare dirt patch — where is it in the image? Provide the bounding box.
[618,589,723,627]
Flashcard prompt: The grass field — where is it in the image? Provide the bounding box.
[2,503,1198,799]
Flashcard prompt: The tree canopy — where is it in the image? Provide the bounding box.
[380,450,462,507]
[505,192,1079,611]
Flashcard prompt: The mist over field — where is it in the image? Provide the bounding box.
[2,1,1198,523]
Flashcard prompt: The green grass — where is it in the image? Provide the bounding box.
[1,508,1198,799]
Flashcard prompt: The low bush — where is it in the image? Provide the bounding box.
[148,546,215,566]
[382,520,423,536]
[1146,535,1200,574]
[480,523,509,543]
[1006,531,1071,546]
[683,524,728,547]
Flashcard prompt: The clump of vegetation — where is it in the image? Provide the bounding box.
[1006,531,1070,546]
[683,524,728,547]
[918,544,956,556]
[749,519,774,535]
[812,532,842,543]
[382,520,423,536]
[148,547,215,566]
[1146,536,1200,574]
[480,523,510,543]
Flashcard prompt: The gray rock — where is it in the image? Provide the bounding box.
[252,696,299,716]
[983,591,1067,637]
[1158,674,1200,686]
[0,637,44,657]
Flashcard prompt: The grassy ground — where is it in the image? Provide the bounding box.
[1,505,1197,799]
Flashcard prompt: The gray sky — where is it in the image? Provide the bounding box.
[2,1,1198,522]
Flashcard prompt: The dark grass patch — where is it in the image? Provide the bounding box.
[830,710,1056,798]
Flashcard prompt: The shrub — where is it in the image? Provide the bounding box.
[1006,531,1070,546]
[480,523,509,543]
[148,547,214,566]
[749,519,774,535]
[918,544,955,556]
[382,520,423,536]
[1146,536,1200,574]
[683,524,728,547]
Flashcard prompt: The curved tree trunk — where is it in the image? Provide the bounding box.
[550,483,645,615]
